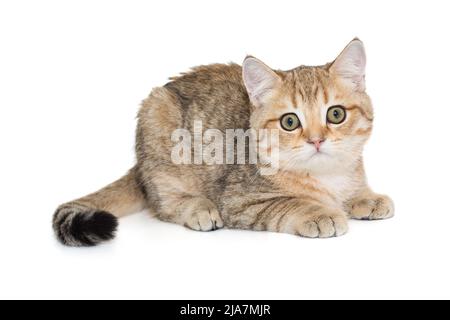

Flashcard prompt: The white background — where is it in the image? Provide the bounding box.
[1,0,449,300]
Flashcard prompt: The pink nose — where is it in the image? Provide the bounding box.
[307,138,325,151]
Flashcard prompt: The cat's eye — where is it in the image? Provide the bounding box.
[326,106,346,124]
[280,113,301,131]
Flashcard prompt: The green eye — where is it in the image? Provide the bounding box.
[280,113,301,131]
[327,106,346,124]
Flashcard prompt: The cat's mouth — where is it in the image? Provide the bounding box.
[308,150,329,160]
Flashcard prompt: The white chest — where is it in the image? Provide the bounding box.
[314,173,358,206]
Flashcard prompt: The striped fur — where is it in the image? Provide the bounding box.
[53,39,394,246]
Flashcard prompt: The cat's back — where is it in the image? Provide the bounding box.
[163,63,251,130]
[164,63,246,103]
[136,63,252,169]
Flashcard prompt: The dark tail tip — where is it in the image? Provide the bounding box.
[53,206,118,247]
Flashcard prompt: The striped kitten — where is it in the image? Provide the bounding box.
[53,39,394,246]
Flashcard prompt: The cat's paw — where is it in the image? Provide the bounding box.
[293,212,348,238]
[349,194,394,220]
[182,198,224,232]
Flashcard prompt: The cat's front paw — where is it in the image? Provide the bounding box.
[293,212,348,238]
[181,197,224,232]
[349,194,394,220]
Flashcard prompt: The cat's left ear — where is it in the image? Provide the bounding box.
[329,38,366,92]
[242,56,281,107]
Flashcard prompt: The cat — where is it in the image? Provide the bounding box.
[53,38,394,246]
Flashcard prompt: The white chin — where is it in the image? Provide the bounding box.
[304,152,337,171]
[283,151,343,174]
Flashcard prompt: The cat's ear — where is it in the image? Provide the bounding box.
[242,56,281,107]
[329,38,366,92]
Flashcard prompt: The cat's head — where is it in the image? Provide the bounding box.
[243,39,373,174]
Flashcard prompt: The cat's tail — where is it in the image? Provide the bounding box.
[53,166,146,247]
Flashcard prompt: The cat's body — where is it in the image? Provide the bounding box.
[53,39,394,246]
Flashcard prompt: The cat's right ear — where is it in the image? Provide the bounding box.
[242,56,281,107]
